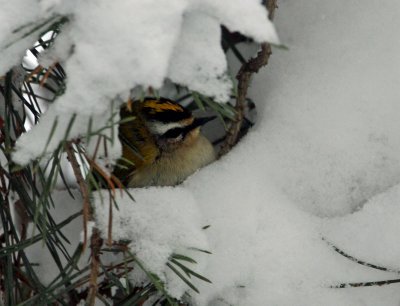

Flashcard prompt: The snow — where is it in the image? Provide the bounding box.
[210,0,400,304]
[185,141,400,306]
[251,0,400,217]
[188,0,278,43]
[93,187,209,298]
[323,184,400,271]
[3,0,278,165]
[0,0,40,74]
[7,0,400,305]
[168,12,232,102]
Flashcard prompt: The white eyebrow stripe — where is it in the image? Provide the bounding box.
[147,121,185,135]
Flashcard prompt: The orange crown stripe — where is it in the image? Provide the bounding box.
[144,100,184,113]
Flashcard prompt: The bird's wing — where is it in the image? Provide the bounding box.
[112,126,160,186]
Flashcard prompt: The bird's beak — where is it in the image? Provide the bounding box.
[192,116,217,129]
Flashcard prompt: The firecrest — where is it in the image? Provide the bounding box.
[113,97,216,187]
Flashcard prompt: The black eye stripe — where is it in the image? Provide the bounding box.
[162,127,185,139]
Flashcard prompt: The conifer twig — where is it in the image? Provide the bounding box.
[65,141,104,304]
[65,141,90,248]
[219,0,278,157]
[87,227,103,306]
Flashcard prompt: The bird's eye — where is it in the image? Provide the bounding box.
[162,128,184,139]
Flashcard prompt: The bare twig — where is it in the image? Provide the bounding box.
[266,0,278,20]
[107,195,113,247]
[323,238,400,289]
[65,141,90,248]
[219,0,278,157]
[87,227,102,306]
[81,151,117,196]
[332,278,400,288]
[65,141,106,306]
[323,238,400,274]
[82,138,124,246]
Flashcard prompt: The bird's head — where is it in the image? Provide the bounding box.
[120,97,215,152]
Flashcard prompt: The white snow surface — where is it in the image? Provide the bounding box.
[17,0,400,305]
[4,0,278,165]
[93,188,209,298]
[251,0,400,217]
[323,184,400,272]
[0,0,41,74]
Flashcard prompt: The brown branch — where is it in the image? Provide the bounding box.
[218,0,278,157]
[66,140,125,304]
[82,138,123,245]
[82,151,116,197]
[266,0,278,20]
[87,227,103,306]
[107,195,113,247]
[65,141,105,305]
[65,141,90,248]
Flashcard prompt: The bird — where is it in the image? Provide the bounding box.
[112,97,216,187]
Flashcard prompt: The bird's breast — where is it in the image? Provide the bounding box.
[127,135,215,187]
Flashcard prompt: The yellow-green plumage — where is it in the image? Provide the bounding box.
[113,98,216,187]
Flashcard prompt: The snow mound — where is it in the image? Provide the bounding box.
[5,0,278,165]
[323,184,400,271]
[93,187,209,298]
